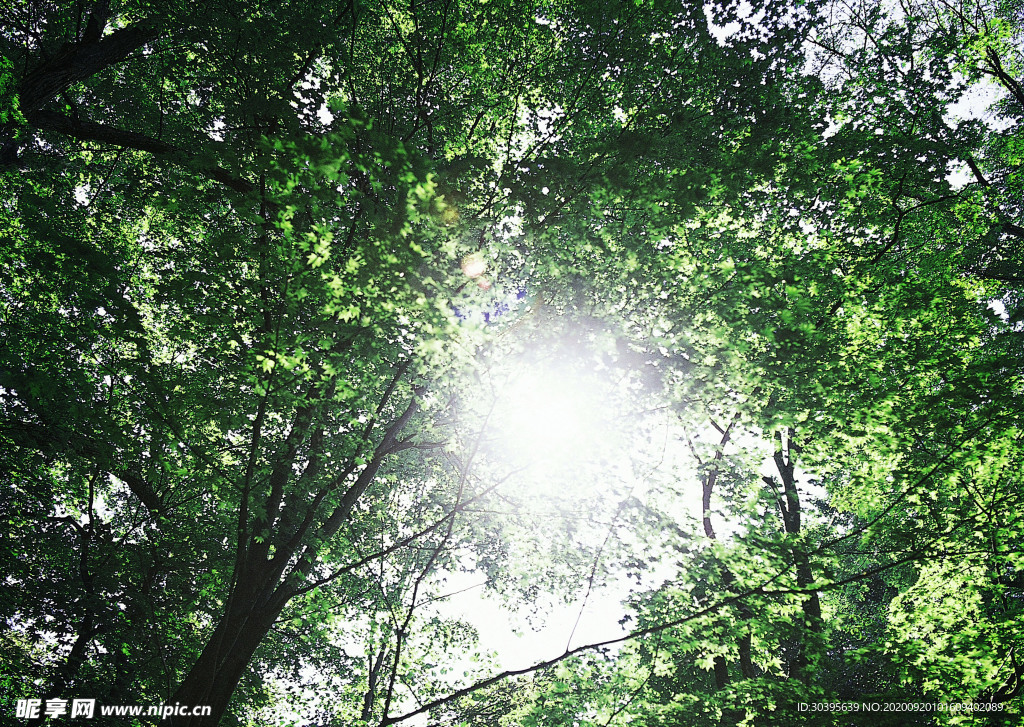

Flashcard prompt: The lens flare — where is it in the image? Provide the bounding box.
[461,254,487,278]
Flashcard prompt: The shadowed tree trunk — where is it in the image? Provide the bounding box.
[764,428,823,684]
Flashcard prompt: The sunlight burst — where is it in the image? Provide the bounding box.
[494,363,610,468]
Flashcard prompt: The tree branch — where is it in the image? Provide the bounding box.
[381,545,964,726]
[27,110,256,194]
[17,20,158,115]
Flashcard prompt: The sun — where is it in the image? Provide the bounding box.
[491,361,614,470]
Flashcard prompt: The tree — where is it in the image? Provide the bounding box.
[3,0,1024,725]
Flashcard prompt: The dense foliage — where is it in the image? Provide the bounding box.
[2,0,1023,725]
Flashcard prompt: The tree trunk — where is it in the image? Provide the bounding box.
[168,568,289,726]
[767,430,823,684]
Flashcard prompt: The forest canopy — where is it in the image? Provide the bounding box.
[1,0,1023,725]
